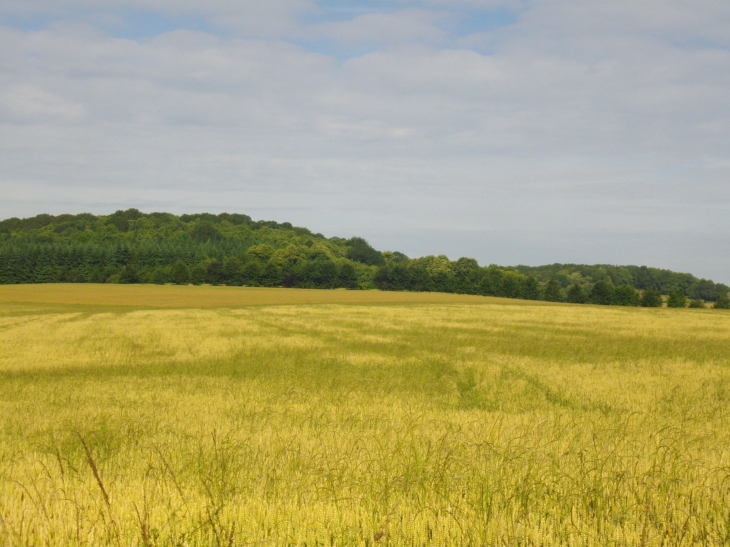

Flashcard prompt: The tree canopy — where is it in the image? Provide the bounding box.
[515,263,728,302]
[1,210,728,308]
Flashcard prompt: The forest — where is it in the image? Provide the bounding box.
[1,209,728,307]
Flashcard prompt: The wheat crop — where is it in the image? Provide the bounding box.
[1,285,729,546]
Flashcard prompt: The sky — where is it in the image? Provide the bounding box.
[1,1,729,281]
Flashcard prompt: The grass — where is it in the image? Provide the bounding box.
[1,284,729,546]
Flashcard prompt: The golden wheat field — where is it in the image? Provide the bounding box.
[1,284,729,547]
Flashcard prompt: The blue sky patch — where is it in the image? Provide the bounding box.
[453,8,518,38]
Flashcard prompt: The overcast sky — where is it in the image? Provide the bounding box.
[1,1,729,281]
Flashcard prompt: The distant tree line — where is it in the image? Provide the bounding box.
[515,263,729,302]
[1,210,728,308]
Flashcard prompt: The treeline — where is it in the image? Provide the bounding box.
[0,240,362,289]
[374,257,541,300]
[515,263,729,302]
[1,210,728,308]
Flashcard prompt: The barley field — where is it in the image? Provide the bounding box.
[1,284,729,546]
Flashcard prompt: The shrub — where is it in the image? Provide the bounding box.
[640,288,662,307]
[715,293,730,309]
[688,299,705,309]
[614,285,640,306]
[667,288,687,308]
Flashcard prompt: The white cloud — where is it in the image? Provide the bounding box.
[523,0,730,47]
[0,84,85,122]
[1,1,729,279]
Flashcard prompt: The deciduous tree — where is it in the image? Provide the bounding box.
[590,280,615,305]
[543,279,565,302]
[170,260,190,285]
[714,292,730,309]
[613,285,639,306]
[640,288,662,307]
[566,283,587,304]
[667,288,687,308]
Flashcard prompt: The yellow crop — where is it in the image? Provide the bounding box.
[1,284,729,546]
